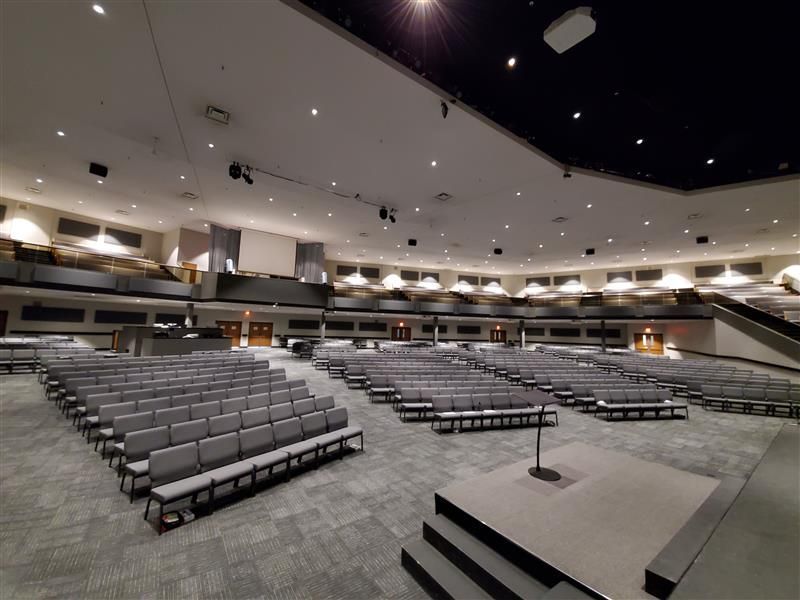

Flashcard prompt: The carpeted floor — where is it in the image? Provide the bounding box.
[0,349,788,599]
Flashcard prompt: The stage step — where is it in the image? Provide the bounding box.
[423,514,549,600]
[401,539,492,600]
[541,581,594,599]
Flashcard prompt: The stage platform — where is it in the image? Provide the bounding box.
[436,442,720,599]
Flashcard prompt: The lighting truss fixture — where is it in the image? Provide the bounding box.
[389,208,397,223]
[242,166,253,185]
[229,162,242,180]
[379,206,388,220]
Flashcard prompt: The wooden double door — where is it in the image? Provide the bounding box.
[217,321,241,345]
[248,322,273,347]
[391,326,412,341]
[634,332,664,355]
[489,329,507,344]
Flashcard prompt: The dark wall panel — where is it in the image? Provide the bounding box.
[458,274,479,285]
[21,305,85,322]
[607,271,633,283]
[695,264,725,278]
[32,265,117,290]
[526,276,551,286]
[636,269,663,281]
[422,324,448,334]
[128,278,193,298]
[336,264,357,277]
[155,312,195,325]
[550,327,580,337]
[360,267,380,279]
[94,310,147,324]
[524,327,545,336]
[105,227,142,248]
[359,322,388,332]
[730,262,762,276]
[326,321,354,331]
[288,319,320,330]
[480,277,501,286]
[587,328,622,338]
[457,325,482,335]
[553,274,581,286]
[421,272,439,282]
[57,218,100,240]
[400,270,419,281]
[211,274,329,308]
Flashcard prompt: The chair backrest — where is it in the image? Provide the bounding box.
[452,395,474,412]
[112,410,154,441]
[239,424,275,458]
[625,390,642,403]
[184,383,209,394]
[221,397,247,414]
[325,407,349,432]
[301,412,326,439]
[269,403,294,424]
[609,391,627,404]
[149,442,199,487]
[153,386,176,398]
[270,380,290,392]
[208,412,241,437]
[171,392,201,408]
[722,386,743,399]
[246,393,270,410]
[657,389,672,402]
[314,395,335,412]
[202,389,227,404]
[98,401,137,427]
[431,395,453,413]
[273,417,302,448]
[154,406,190,427]
[124,388,155,403]
[420,388,436,401]
[270,390,292,406]
[249,383,270,396]
[191,401,221,420]
[170,419,209,446]
[77,384,110,403]
[641,389,659,403]
[241,407,270,429]
[97,374,125,385]
[292,398,316,418]
[766,388,789,401]
[123,425,170,461]
[743,387,765,401]
[473,393,492,411]
[137,397,171,413]
[112,382,141,393]
[227,386,249,399]
[508,395,527,409]
[86,392,122,415]
[199,432,240,471]
[490,394,511,410]
[290,387,310,402]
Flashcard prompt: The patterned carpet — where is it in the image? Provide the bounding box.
[0,349,787,599]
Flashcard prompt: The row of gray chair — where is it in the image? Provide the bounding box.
[431,393,558,433]
[593,389,688,420]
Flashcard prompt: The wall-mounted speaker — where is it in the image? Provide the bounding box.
[89,162,108,178]
[493,248,503,255]
[696,235,709,244]
[408,239,417,246]
[585,248,595,255]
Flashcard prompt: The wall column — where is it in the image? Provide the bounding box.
[433,316,439,347]
[184,302,195,327]
[519,320,525,349]
[320,311,326,342]
[600,319,607,353]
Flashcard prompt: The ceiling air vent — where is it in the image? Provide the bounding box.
[358,232,369,237]
[115,209,129,216]
[552,216,568,223]
[182,192,199,200]
[434,192,452,202]
[205,105,230,125]
[687,213,703,220]
[25,186,42,194]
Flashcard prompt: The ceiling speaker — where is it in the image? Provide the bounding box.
[696,235,709,244]
[89,162,108,178]
[408,239,417,247]
[493,248,503,255]
[585,248,595,255]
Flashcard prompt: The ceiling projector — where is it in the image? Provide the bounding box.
[544,7,596,54]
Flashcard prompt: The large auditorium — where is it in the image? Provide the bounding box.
[1,1,798,599]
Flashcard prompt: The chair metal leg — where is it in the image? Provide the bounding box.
[144,497,152,520]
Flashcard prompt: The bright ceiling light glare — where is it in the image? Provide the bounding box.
[744,207,750,212]
[415,207,420,212]
[327,212,332,217]
[188,207,194,211]
[180,175,186,180]
[507,56,517,68]
[78,200,83,204]
[771,247,776,251]
[706,158,714,164]
[292,213,297,217]
[644,220,650,225]
[157,219,163,224]
[773,219,779,224]
[383,226,388,230]
[607,238,613,243]
[684,229,690,233]
[505,224,510,229]
[56,130,65,137]
[636,138,644,145]
[560,232,565,236]
[586,203,593,208]
[92,4,105,14]
[97,179,103,184]
[515,191,521,196]
[331,181,336,186]
[208,143,215,148]
[311,108,319,116]
[130,204,136,208]
[431,160,437,167]
[36,178,43,183]
[203,223,208,227]
[573,111,581,119]
[539,243,543,248]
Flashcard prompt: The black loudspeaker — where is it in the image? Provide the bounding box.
[89,162,109,178]
[585,248,595,255]
[696,236,709,244]
[493,248,503,255]
[408,239,417,246]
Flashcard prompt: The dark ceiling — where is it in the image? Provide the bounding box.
[299,0,800,190]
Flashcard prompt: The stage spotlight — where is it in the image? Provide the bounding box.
[242,166,253,185]
[440,100,449,119]
[389,209,396,224]
[379,206,388,220]
[229,162,242,180]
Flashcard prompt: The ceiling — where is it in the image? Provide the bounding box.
[1,0,798,278]
[300,0,800,190]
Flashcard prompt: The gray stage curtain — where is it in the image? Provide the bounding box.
[295,242,324,283]
[209,225,241,273]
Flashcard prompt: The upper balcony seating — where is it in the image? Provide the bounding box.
[54,246,177,281]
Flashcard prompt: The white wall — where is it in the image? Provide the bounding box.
[177,228,209,271]
[161,228,180,267]
[238,229,296,277]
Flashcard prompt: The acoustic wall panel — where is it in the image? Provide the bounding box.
[421,272,439,282]
[326,321,354,331]
[587,328,622,338]
[524,327,545,336]
[128,278,193,298]
[458,274,479,285]
[359,266,380,279]
[104,227,142,248]
[21,305,85,322]
[94,310,147,324]
[695,264,725,278]
[457,325,482,335]
[730,262,762,276]
[336,264,357,277]
[480,277,501,286]
[57,218,100,240]
[400,270,419,281]
[155,312,191,325]
[554,274,581,286]
[526,276,551,286]
[288,319,319,330]
[636,269,663,281]
[550,327,581,337]
[359,322,387,332]
[238,229,296,277]
[607,271,633,283]
[422,324,448,334]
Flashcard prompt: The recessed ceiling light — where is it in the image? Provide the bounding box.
[180,175,186,180]
[773,219,779,224]
[189,207,194,211]
[292,213,297,217]
[440,233,445,237]
[581,254,585,258]
[590,262,594,265]
[711,241,716,245]
[485,260,489,264]
[208,143,215,148]
[704,252,708,256]
[331,181,336,186]
[684,229,689,233]
[249,220,254,224]
[415,207,420,212]
[706,158,714,164]
[78,200,83,204]
[641,248,646,252]
[744,243,749,247]
[396,244,400,248]
[539,244,543,248]
[444,249,448,253]
[303,231,308,235]
[379,256,383,260]
[431,160,437,167]
[642,257,648,261]
[92,4,105,15]
[515,192,521,196]
[157,220,163,224]
[586,203,593,208]
[560,232,565,236]
[607,238,613,243]
[644,220,651,225]
[383,226,388,230]
[636,138,644,145]
[527,258,531,262]
[56,130,66,137]
[311,108,319,116]
[492,239,496,243]
[419,259,423,263]
[507,57,517,68]
[676,250,680,253]
[505,224,510,229]
[337,252,341,256]
[328,212,332,217]
[771,247,776,251]
[573,112,581,119]
[793,234,798,238]
[36,178,43,183]
[269,197,273,202]
[744,208,750,212]
[405,253,409,257]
